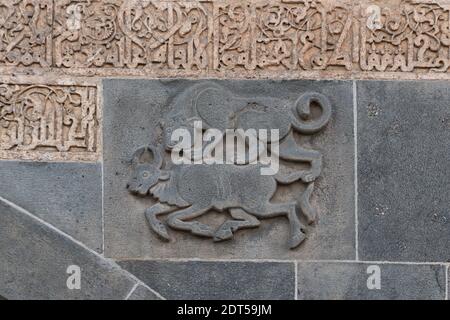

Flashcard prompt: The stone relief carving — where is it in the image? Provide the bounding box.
[127,83,331,249]
[215,0,353,71]
[0,0,52,67]
[53,0,212,70]
[360,1,450,72]
[0,82,99,161]
[2,0,450,76]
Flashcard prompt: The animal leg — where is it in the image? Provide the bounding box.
[278,132,322,183]
[166,206,214,238]
[213,208,261,242]
[251,202,306,249]
[298,182,317,224]
[145,203,177,241]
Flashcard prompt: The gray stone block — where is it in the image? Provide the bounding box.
[119,260,295,300]
[297,262,446,300]
[0,161,102,252]
[0,199,141,300]
[127,285,162,300]
[357,81,450,262]
[103,79,355,260]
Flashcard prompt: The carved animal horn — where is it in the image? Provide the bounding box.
[291,92,332,134]
[131,146,163,168]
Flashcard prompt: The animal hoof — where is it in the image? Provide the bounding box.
[191,222,214,238]
[213,228,233,242]
[289,232,306,249]
[151,222,171,241]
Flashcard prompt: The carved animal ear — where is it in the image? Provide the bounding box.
[131,145,163,168]
[291,92,332,134]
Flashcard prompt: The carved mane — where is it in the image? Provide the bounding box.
[149,176,190,208]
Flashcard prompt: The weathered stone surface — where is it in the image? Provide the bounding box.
[119,260,295,300]
[127,285,162,301]
[0,198,148,300]
[357,80,450,262]
[0,0,53,68]
[0,79,101,162]
[297,262,446,300]
[0,161,102,252]
[103,79,354,260]
[2,0,450,79]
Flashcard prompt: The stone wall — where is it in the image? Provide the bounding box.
[0,0,449,300]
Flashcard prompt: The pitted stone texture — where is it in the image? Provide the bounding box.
[357,81,450,262]
[127,285,162,301]
[297,262,446,300]
[0,199,143,300]
[0,161,102,252]
[3,0,450,79]
[119,260,295,300]
[103,79,354,260]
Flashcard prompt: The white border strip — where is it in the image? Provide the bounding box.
[353,81,359,261]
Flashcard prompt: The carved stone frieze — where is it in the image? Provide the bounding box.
[53,0,213,71]
[360,1,450,72]
[214,0,354,72]
[0,0,53,67]
[2,0,450,77]
[0,81,100,161]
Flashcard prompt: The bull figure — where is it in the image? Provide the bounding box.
[127,145,317,249]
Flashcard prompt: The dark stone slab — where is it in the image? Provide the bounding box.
[357,81,450,262]
[127,285,162,300]
[0,161,102,252]
[0,199,140,300]
[297,262,446,300]
[103,79,355,260]
[119,260,295,300]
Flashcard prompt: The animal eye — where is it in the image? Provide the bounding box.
[142,171,150,178]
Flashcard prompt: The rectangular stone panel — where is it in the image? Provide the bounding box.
[53,0,213,72]
[0,78,101,162]
[0,161,102,252]
[357,80,450,262]
[0,0,53,67]
[103,79,355,260]
[297,262,446,300]
[0,199,138,300]
[119,260,295,300]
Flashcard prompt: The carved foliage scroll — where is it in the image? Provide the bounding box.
[360,1,450,72]
[53,0,213,71]
[0,83,99,161]
[3,0,450,75]
[0,0,52,67]
[215,0,354,71]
